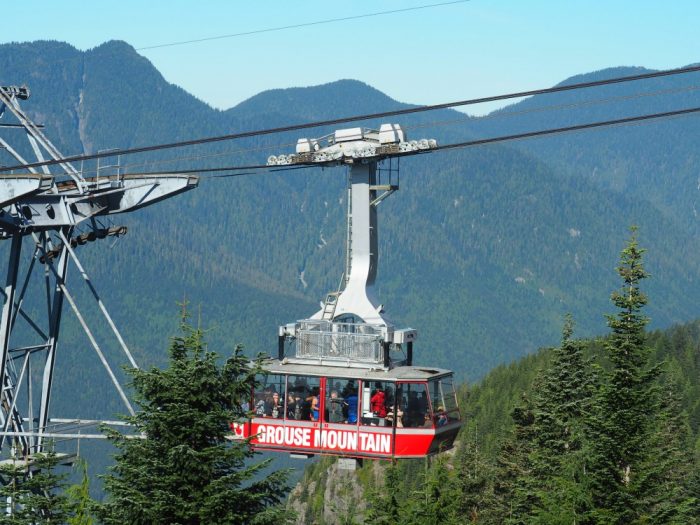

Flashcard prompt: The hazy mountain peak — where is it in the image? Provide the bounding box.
[556,65,652,87]
[228,79,408,120]
[87,39,139,55]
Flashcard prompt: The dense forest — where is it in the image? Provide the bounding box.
[290,233,700,524]
[0,232,697,523]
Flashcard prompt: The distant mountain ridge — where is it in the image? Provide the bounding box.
[1,41,699,409]
[230,79,406,121]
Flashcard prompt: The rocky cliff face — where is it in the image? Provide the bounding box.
[288,458,378,524]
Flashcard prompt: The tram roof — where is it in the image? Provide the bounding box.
[259,359,453,381]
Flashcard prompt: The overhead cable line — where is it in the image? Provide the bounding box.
[408,83,700,132]
[82,82,690,177]
[137,1,471,51]
[3,64,700,174]
[133,105,700,180]
[430,105,700,154]
[97,83,700,178]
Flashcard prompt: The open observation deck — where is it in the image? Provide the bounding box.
[280,319,415,369]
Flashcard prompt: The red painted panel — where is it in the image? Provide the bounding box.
[394,430,434,457]
[232,419,396,457]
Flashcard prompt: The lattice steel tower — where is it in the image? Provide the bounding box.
[0,85,197,461]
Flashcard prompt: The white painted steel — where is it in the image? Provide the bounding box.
[0,86,198,460]
[265,124,437,167]
[274,123,436,369]
[323,163,386,326]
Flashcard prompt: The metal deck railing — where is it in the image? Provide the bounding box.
[295,320,385,365]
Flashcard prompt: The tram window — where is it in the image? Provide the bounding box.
[428,378,460,426]
[324,378,348,423]
[325,378,359,424]
[286,376,321,422]
[360,381,394,426]
[398,382,433,428]
[440,378,461,423]
[253,374,285,419]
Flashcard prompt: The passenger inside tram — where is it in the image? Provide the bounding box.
[401,383,433,428]
[266,391,283,419]
[308,386,320,421]
[386,407,404,427]
[370,383,387,418]
[405,391,421,426]
[326,389,346,423]
[345,385,358,424]
[437,406,448,427]
[286,392,299,420]
[427,377,462,426]
[384,385,395,410]
[254,393,266,416]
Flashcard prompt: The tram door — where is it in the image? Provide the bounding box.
[320,377,361,456]
[394,381,435,457]
[283,375,321,452]
[356,380,395,457]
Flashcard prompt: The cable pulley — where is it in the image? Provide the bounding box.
[39,226,127,264]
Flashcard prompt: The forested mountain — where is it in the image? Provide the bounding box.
[290,311,700,523]
[1,40,700,425]
[477,66,700,232]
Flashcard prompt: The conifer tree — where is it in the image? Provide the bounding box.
[96,316,289,525]
[492,397,536,525]
[641,376,699,523]
[410,455,456,524]
[65,459,93,525]
[528,455,592,525]
[0,449,73,524]
[528,316,594,522]
[365,461,403,525]
[585,228,666,523]
[533,316,593,463]
[451,424,497,524]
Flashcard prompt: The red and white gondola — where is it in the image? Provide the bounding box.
[231,124,462,459]
[233,362,461,459]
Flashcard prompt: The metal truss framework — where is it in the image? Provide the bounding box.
[0,85,198,460]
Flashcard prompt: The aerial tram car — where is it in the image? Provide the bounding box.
[231,124,462,460]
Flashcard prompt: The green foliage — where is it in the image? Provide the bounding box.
[65,459,93,525]
[409,456,457,523]
[526,315,595,521]
[96,317,290,525]
[0,450,72,524]
[494,399,536,524]
[365,462,402,524]
[292,232,700,524]
[451,426,498,523]
[528,456,592,525]
[586,230,666,522]
[640,377,699,523]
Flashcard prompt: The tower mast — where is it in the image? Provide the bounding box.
[272,124,437,369]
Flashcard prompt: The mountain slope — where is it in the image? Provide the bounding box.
[474,65,700,230]
[289,316,700,523]
[1,41,700,404]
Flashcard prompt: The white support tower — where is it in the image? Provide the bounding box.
[273,124,438,369]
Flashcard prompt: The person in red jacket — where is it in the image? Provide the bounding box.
[370,383,387,418]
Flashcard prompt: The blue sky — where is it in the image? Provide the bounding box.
[2,1,698,114]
